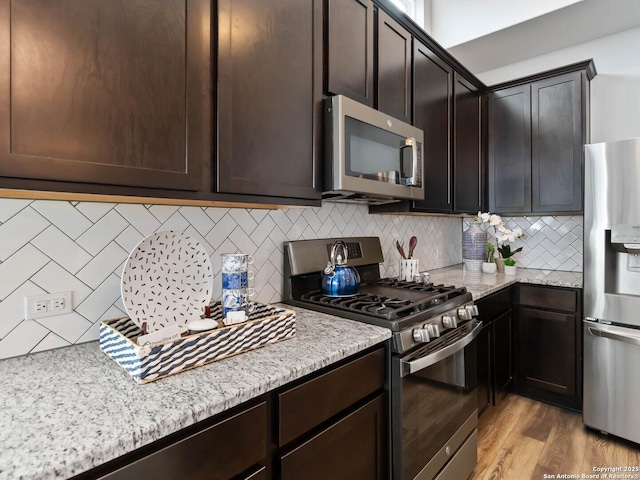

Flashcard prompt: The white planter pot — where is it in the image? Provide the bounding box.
[504,265,517,276]
[482,262,497,274]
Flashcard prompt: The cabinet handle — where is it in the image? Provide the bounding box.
[588,326,640,346]
[448,79,452,206]
[447,151,452,205]
[477,100,482,209]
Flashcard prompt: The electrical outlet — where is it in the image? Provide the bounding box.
[34,300,48,313]
[51,297,66,311]
[24,291,73,320]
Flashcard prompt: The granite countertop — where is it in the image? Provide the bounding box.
[426,264,583,300]
[0,306,391,480]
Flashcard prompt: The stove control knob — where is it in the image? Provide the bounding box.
[427,324,440,338]
[466,305,479,316]
[457,308,472,321]
[412,327,431,343]
[442,315,457,329]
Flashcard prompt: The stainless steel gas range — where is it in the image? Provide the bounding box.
[284,237,481,480]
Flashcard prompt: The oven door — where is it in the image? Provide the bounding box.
[391,320,482,480]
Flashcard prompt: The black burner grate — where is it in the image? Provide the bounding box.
[300,280,468,321]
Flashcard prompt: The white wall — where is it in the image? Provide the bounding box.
[431,0,582,48]
[478,25,640,144]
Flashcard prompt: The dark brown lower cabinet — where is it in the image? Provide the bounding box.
[512,284,582,410]
[280,394,386,480]
[493,310,512,397]
[476,320,492,415]
[476,287,513,416]
[277,346,387,479]
[72,345,388,479]
[75,400,268,480]
[514,308,578,406]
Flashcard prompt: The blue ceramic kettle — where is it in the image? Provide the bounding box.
[322,240,360,296]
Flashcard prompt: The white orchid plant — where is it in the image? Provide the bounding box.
[474,211,525,266]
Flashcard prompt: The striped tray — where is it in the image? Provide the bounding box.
[99,303,296,384]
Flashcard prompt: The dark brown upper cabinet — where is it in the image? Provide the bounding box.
[0,0,206,191]
[454,74,483,214]
[326,0,375,107]
[488,61,595,215]
[411,43,453,212]
[217,0,322,201]
[488,85,532,213]
[531,73,583,212]
[378,41,483,215]
[376,9,412,124]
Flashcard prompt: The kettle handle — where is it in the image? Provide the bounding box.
[330,240,348,266]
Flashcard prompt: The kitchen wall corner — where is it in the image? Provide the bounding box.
[0,199,462,359]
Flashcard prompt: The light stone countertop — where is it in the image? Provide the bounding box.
[426,264,583,300]
[0,306,391,480]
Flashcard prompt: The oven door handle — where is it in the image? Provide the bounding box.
[400,320,483,377]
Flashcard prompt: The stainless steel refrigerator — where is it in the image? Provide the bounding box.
[584,137,640,444]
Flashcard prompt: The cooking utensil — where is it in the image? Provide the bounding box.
[408,236,417,259]
[322,240,361,296]
[396,239,406,259]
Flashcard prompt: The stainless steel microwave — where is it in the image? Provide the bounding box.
[323,95,424,204]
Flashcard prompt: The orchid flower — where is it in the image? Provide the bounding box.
[474,211,526,260]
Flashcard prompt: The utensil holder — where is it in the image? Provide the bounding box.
[399,259,420,282]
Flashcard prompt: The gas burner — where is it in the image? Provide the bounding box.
[369,298,416,315]
[284,237,475,351]
[301,290,431,321]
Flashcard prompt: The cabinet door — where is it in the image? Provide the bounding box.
[515,308,576,399]
[454,74,483,213]
[377,9,411,124]
[326,0,374,107]
[217,0,322,200]
[280,394,387,480]
[411,42,453,212]
[493,309,512,399]
[488,85,532,213]
[476,322,492,416]
[531,72,583,212]
[0,0,205,191]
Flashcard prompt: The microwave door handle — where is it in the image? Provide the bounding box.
[400,137,418,186]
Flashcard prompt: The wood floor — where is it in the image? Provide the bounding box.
[470,393,640,480]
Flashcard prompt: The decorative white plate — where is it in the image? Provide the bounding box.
[120,231,214,332]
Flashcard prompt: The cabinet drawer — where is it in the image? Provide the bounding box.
[518,284,577,313]
[280,394,386,480]
[278,347,385,446]
[477,286,513,320]
[99,402,267,480]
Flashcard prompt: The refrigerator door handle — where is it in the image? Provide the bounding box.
[588,326,640,346]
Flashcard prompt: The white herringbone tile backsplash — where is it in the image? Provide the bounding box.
[0,199,464,359]
[464,215,584,272]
